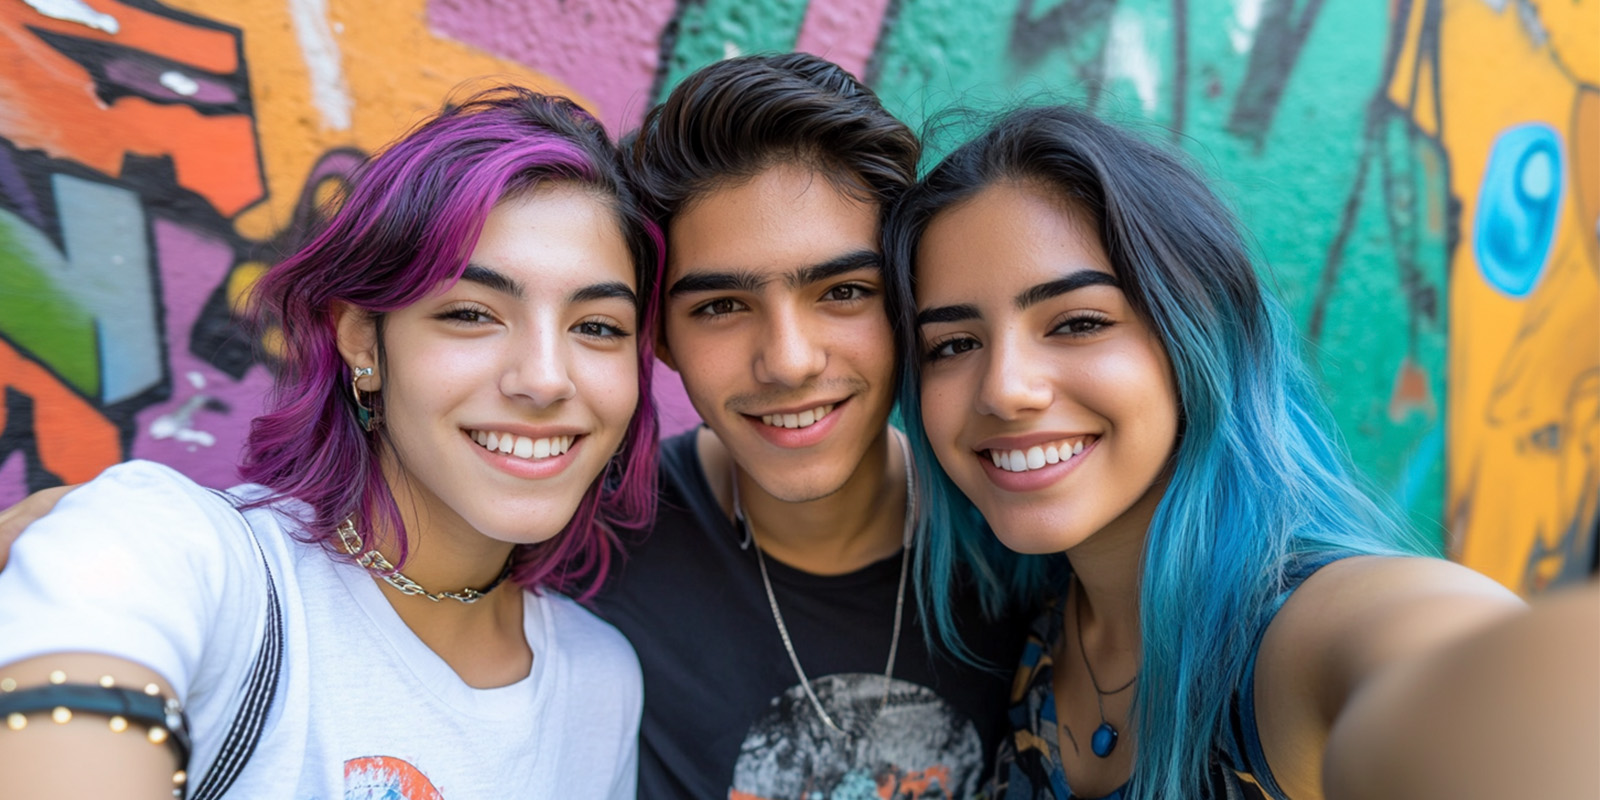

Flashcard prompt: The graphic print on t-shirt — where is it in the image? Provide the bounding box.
[346,755,445,800]
[728,674,983,800]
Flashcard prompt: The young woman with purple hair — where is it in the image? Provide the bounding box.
[0,86,660,798]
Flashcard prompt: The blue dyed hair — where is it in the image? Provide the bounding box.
[884,106,1422,798]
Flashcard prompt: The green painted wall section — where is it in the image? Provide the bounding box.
[0,217,100,397]
[657,0,1453,541]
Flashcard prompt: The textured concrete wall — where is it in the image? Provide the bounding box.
[0,0,1593,593]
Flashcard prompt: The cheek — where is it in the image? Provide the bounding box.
[919,378,958,440]
[833,310,896,380]
[1086,346,1180,455]
[664,324,744,396]
[578,349,641,427]
[380,338,483,417]
[919,373,974,469]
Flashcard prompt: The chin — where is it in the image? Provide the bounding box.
[991,529,1075,556]
[748,470,848,505]
[981,507,1093,556]
[476,502,584,546]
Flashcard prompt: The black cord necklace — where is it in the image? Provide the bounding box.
[1069,584,1137,758]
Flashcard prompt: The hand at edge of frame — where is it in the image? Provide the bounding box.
[0,484,77,572]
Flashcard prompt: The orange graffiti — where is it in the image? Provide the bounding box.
[157,0,587,242]
[0,339,121,483]
[0,1,264,216]
[1388,356,1437,423]
[344,755,445,800]
[879,764,954,798]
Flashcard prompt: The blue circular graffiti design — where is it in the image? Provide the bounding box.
[1474,123,1564,298]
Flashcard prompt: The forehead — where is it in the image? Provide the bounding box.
[666,162,880,282]
[917,180,1108,299]
[472,183,635,289]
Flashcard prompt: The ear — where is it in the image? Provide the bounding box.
[334,302,381,388]
[654,327,679,373]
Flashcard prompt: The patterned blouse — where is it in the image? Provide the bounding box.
[986,556,1351,799]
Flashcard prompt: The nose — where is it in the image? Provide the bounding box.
[973,331,1052,420]
[753,305,827,388]
[501,320,577,407]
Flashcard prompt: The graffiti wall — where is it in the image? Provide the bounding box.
[0,0,1593,594]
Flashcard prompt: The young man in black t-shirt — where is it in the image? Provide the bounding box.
[593,54,1030,799]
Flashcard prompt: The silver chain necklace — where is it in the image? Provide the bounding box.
[733,429,917,740]
[336,518,514,603]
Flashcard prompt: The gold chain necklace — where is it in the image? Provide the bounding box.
[733,429,917,740]
[336,519,514,603]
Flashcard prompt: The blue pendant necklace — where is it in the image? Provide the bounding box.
[1071,585,1137,758]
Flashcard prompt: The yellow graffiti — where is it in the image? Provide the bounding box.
[161,0,589,242]
[1393,0,1600,593]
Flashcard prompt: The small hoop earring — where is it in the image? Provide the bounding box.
[351,366,380,432]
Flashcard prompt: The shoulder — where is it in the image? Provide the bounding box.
[31,460,266,562]
[1262,555,1524,695]
[537,593,641,680]
[70,459,224,509]
[647,426,735,540]
[0,462,282,698]
[657,428,706,483]
[1268,555,1524,668]
[1251,555,1525,793]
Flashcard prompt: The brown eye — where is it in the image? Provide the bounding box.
[824,284,874,302]
[574,321,625,337]
[439,307,493,324]
[693,297,747,318]
[1052,313,1112,337]
[927,336,980,362]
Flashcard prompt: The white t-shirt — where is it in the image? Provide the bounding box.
[0,461,641,799]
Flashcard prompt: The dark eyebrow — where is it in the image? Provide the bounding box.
[916,304,980,327]
[460,264,524,299]
[571,281,638,305]
[1016,270,1120,310]
[667,269,766,297]
[789,250,882,288]
[667,250,882,298]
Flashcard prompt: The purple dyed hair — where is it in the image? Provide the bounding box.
[240,86,661,600]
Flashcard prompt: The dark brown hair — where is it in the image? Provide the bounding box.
[625,53,920,224]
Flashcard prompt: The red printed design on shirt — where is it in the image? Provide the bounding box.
[345,755,445,800]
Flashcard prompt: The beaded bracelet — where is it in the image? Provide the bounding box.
[0,671,191,796]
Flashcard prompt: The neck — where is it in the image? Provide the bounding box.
[1064,474,1169,661]
[370,460,521,601]
[702,426,908,576]
[357,460,530,688]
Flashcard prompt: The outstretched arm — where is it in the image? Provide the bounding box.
[0,652,187,799]
[1252,556,1529,797]
[1323,579,1599,799]
[0,485,75,571]
[0,463,270,797]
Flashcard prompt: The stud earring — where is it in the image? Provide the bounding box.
[351,366,381,432]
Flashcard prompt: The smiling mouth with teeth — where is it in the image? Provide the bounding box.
[986,436,1092,473]
[758,403,837,430]
[469,430,576,460]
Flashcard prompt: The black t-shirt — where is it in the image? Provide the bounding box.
[594,429,1031,800]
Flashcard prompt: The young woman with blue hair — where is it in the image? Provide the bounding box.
[885,105,1593,799]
